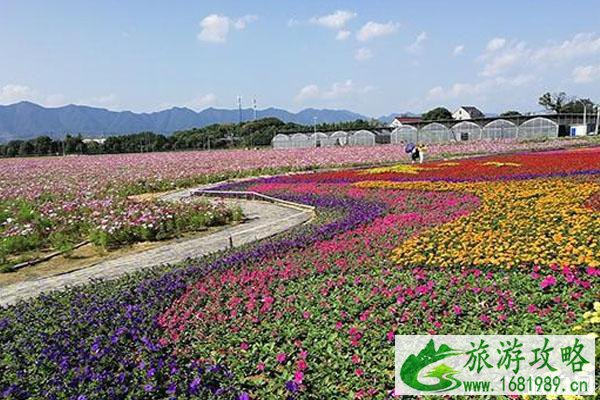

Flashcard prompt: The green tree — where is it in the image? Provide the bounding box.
[538,92,568,113]
[422,107,452,121]
[500,110,522,117]
[561,98,596,114]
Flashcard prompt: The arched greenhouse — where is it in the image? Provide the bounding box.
[271,134,291,149]
[419,123,451,144]
[482,119,518,140]
[451,121,482,141]
[391,126,418,144]
[348,130,376,146]
[330,131,348,146]
[518,117,558,139]
[290,133,313,148]
[309,132,329,147]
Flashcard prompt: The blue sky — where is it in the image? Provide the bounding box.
[1,0,600,116]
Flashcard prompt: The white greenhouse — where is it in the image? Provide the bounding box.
[482,119,518,140]
[518,117,558,139]
[391,126,418,144]
[289,133,313,148]
[309,132,329,147]
[330,131,349,146]
[451,121,482,141]
[419,123,451,144]
[348,130,376,146]
[271,134,291,149]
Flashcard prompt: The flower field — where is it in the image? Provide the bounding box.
[0,138,593,265]
[0,145,599,399]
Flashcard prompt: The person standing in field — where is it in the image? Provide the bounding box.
[410,143,425,164]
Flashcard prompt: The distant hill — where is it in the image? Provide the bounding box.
[0,101,370,141]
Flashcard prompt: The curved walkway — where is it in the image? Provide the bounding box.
[0,191,313,306]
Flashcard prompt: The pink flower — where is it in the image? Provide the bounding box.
[479,314,491,325]
[540,275,557,289]
[297,359,308,371]
[354,368,364,377]
[293,370,304,384]
[276,353,287,363]
[527,304,538,313]
[351,354,361,364]
[453,305,462,316]
[257,362,265,371]
[386,331,395,342]
[335,321,343,330]
[535,325,544,335]
[302,311,311,319]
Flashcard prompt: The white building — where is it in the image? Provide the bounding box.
[452,106,484,120]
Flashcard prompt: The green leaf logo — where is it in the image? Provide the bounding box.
[400,339,463,392]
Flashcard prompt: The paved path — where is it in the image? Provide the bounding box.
[0,193,312,306]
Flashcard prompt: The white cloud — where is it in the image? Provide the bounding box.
[486,37,506,52]
[427,74,535,101]
[0,84,36,104]
[0,83,67,107]
[198,14,230,43]
[406,31,427,54]
[354,47,373,61]
[287,18,300,27]
[310,10,356,29]
[295,80,373,102]
[453,44,465,56]
[197,14,257,43]
[233,14,258,30]
[480,32,600,78]
[572,64,600,83]
[336,30,351,41]
[531,32,600,63]
[295,84,320,102]
[184,93,218,110]
[356,21,399,42]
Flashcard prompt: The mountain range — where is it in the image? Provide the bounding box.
[0,101,384,141]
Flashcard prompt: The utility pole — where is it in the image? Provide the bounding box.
[237,96,242,125]
[313,116,317,147]
[595,104,600,136]
[253,97,257,121]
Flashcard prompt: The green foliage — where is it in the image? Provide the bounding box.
[422,107,452,121]
[500,110,522,117]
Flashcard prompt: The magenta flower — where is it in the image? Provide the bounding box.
[535,325,544,334]
[276,353,287,363]
[453,305,462,316]
[293,370,304,384]
[540,275,557,289]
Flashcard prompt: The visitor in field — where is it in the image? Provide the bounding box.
[406,142,425,164]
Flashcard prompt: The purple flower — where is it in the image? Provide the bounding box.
[285,380,299,393]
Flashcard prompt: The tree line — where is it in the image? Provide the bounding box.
[0,117,377,157]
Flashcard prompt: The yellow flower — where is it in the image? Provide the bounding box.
[356,178,600,269]
[482,161,521,167]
